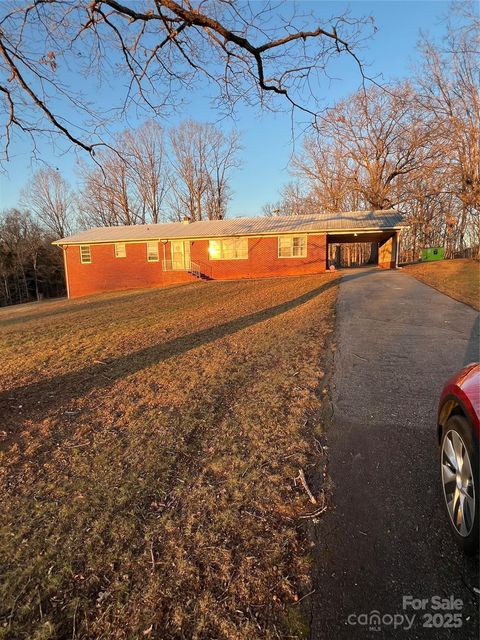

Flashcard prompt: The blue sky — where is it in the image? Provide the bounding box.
[0,0,453,216]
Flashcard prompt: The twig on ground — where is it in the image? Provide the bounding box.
[295,468,317,504]
[8,578,31,628]
[72,601,78,639]
[150,540,156,572]
[294,588,316,605]
[243,510,267,521]
[298,506,327,519]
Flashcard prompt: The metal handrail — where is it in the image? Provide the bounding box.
[162,259,191,272]
[193,260,213,278]
[189,261,201,278]
[162,258,212,279]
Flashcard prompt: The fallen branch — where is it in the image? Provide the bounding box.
[296,468,317,504]
[294,589,316,605]
[64,441,90,448]
[298,506,327,519]
[243,510,267,521]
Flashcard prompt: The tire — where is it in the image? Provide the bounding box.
[440,414,479,555]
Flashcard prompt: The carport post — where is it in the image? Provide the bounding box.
[395,232,400,268]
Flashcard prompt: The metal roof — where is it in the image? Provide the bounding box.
[54,210,406,245]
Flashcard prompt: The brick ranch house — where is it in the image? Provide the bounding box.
[54,209,405,299]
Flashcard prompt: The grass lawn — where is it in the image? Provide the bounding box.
[0,274,338,640]
[402,258,480,310]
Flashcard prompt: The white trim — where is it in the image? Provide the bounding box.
[146,241,159,262]
[277,234,307,259]
[80,245,91,264]
[115,242,126,258]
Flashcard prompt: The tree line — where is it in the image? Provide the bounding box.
[0,210,65,306]
[264,8,479,263]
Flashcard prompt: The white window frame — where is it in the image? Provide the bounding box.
[278,235,307,258]
[115,243,126,258]
[147,241,159,262]
[80,245,91,264]
[208,237,248,260]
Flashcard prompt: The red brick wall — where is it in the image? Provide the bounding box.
[191,235,327,279]
[63,234,327,298]
[64,243,196,298]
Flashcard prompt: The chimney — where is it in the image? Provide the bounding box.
[182,216,191,224]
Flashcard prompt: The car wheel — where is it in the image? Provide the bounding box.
[440,414,479,555]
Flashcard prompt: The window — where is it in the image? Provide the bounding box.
[80,245,91,264]
[115,243,126,258]
[278,235,307,258]
[208,238,248,260]
[147,241,159,262]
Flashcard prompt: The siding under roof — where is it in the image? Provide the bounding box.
[55,210,406,245]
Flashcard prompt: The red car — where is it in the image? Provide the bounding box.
[438,363,479,554]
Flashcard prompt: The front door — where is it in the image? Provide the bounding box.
[171,241,191,270]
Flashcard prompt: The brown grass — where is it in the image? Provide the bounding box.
[0,274,339,640]
[402,258,480,310]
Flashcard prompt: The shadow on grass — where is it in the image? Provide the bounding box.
[0,283,197,328]
[1,279,338,428]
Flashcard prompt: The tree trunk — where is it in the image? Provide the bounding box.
[33,257,40,302]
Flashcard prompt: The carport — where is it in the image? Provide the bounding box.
[326,230,400,269]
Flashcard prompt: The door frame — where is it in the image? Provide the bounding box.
[171,240,191,270]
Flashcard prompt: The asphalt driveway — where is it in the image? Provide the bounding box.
[310,267,479,639]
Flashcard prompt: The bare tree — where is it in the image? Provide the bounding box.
[0,230,13,305]
[416,16,480,250]
[0,1,372,161]
[292,142,360,213]
[21,168,75,238]
[298,84,437,211]
[22,217,43,301]
[79,120,238,226]
[168,120,240,221]
[204,129,241,220]
[122,122,169,224]
[263,181,314,216]
[78,166,121,228]
[79,145,142,227]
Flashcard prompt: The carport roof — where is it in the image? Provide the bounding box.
[54,209,406,245]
